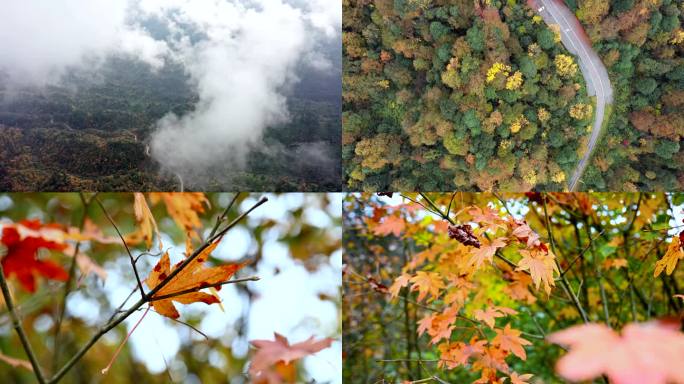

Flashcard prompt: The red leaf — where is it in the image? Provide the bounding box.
[1,227,68,292]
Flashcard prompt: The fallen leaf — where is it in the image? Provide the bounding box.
[548,321,684,384]
[145,241,244,319]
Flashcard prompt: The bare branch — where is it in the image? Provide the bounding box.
[95,197,145,298]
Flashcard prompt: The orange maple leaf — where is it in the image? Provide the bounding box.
[654,236,683,277]
[249,333,333,378]
[492,324,531,360]
[149,192,209,239]
[125,193,161,250]
[548,321,684,384]
[145,241,244,319]
[468,206,507,233]
[372,215,405,237]
[468,237,507,269]
[389,273,411,298]
[409,271,445,302]
[509,372,534,384]
[473,305,517,329]
[516,247,558,295]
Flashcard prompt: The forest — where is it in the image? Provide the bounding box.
[571,0,683,190]
[343,192,684,383]
[0,192,342,383]
[0,54,341,192]
[343,0,594,191]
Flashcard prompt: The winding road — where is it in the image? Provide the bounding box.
[126,129,185,192]
[531,0,613,190]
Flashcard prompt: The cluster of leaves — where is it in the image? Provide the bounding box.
[343,192,684,383]
[575,0,684,190]
[0,193,338,383]
[343,0,593,191]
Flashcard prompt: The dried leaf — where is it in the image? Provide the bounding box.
[145,241,244,319]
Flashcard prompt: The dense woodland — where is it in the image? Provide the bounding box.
[343,192,684,383]
[0,52,341,192]
[572,0,684,190]
[343,0,594,191]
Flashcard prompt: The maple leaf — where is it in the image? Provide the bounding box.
[548,321,684,384]
[468,206,507,233]
[1,226,68,292]
[438,338,487,369]
[510,221,540,248]
[654,236,683,277]
[145,241,244,319]
[504,272,537,304]
[418,306,458,344]
[249,333,333,376]
[508,372,533,384]
[409,271,445,302]
[473,305,517,329]
[389,273,411,298]
[372,215,405,237]
[125,193,161,250]
[492,324,531,360]
[468,237,507,270]
[448,224,481,248]
[149,192,209,239]
[516,247,558,295]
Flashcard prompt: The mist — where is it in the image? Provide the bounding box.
[0,0,341,187]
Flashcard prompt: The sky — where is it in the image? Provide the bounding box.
[0,193,342,382]
[0,0,342,184]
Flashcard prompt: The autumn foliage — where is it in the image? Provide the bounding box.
[343,192,684,383]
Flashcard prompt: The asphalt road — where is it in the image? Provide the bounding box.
[534,0,613,190]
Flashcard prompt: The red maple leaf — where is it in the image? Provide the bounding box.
[1,226,68,292]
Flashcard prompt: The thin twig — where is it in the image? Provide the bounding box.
[0,263,47,383]
[47,196,267,384]
[147,276,259,302]
[95,197,145,298]
[53,192,93,371]
[542,194,589,324]
[209,192,242,239]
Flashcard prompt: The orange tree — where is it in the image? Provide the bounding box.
[343,192,684,383]
[0,193,340,383]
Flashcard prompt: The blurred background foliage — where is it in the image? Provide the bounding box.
[0,192,342,383]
